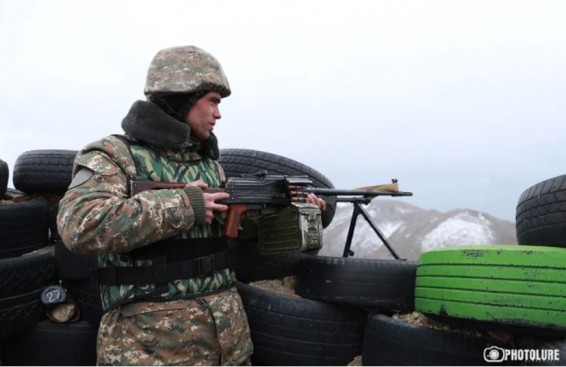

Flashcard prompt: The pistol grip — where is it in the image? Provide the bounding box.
[224,204,247,239]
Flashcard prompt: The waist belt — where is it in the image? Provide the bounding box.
[130,238,228,260]
[93,238,233,286]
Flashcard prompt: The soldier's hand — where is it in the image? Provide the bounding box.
[185,180,208,190]
[306,193,327,211]
[203,191,230,224]
[185,180,229,224]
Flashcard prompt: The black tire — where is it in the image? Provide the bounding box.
[13,149,77,194]
[232,239,318,282]
[1,320,98,366]
[0,247,57,339]
[0,247,56,295]
[0,159,8,197]
[219,148,336,228]
[362,314,504,366]
[296,256,417,312]
[538,340,566,366]
[237,281,367,366]
[25,194,63,244]
[516,175,566,247]
[0,199,49,258]
[0,291,46,340]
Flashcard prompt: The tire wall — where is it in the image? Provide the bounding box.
[0,150,99,366]
[0,159,8,197]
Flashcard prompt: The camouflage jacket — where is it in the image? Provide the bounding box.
[57,101,236,311]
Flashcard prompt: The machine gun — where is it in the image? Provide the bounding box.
[130,171,413,258]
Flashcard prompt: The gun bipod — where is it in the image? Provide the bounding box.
[342,198,404,260]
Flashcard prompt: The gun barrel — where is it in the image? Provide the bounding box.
[304,188,413,197]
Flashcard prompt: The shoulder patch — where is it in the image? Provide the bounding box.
[68,168,94,189]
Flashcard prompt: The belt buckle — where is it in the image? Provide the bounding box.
[195,254,215,277]
[153,261,168,285]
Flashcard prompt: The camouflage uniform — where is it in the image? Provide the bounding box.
[57,46,253,365]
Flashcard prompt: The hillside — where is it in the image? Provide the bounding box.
[321,199,517,260]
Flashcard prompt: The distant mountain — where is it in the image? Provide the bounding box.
[321,200,517,260]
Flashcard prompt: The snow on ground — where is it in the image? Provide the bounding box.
[420,211,494,253]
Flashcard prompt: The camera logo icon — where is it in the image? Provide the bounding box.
[484,347,506,363]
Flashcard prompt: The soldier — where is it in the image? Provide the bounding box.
[57,45,258,365]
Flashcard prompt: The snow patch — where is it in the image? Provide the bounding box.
[420,212,494,252]
[380,220,402,238]
[396,207,413,215]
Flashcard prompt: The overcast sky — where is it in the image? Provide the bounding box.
[1,0,565,221]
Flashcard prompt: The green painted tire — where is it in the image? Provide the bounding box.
[415,245,566,334]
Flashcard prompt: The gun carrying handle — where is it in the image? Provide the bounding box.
[224,204,247,239]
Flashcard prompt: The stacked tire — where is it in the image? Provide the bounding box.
[362,313,502,366]
[0,150,99,366]
[0,155,55,343]
[516,174,566,248]
[0,159,8,197]
[221,149,421,365]
[9,149,566,366]
[394,244,566,366]
[0,248,56,340]
[415,245,566,335]
[371,175,566,366]
[237,281,367,366]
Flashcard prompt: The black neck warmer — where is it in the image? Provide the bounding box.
[120,100,219,159]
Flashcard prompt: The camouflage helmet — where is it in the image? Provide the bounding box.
[144,46,231,98]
